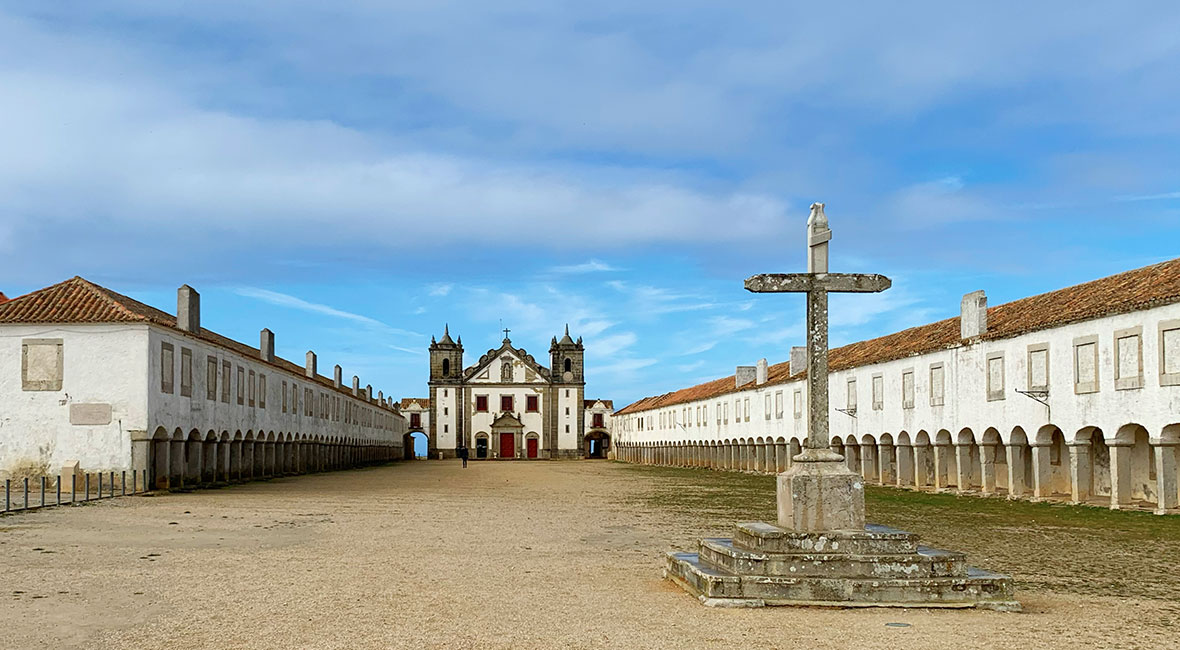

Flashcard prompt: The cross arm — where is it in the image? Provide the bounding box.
[745,273,892,293]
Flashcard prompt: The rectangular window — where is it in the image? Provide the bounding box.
[901,370,915,409]
[1162,320,1180,386]
[764,394,772,420]
[221,360,232,403]
[703,404,708,424]
[1114,327,1143,390]
[180,348,192,398]
[775,391,784,419]
[793,389,802,418]
[306,388,313,416]
[161,342,175,394]
[501,395,514,412]
[593,413,604,428]
[206,356,217,400]
[871,374,883,410]
[526,395,539,412]
[929,363,945,407]
[986,353,1005,401]
[723,401,729,424]
[743,398,750,422]
[444,424,449,433]
[476,395,488,412]
[292,383,299,415]
[1074,335,1099,394]
[716,402,722,425]
[282,381,288,413]
[410,413,421,428]
[565,424,570,433]
[696,406,700,425]
[846,378,857,413]
[237,366,245,405]
[248,370,256,407]
[259,374,266,409]
[1027,344,1049,392]
[21,338,63,391]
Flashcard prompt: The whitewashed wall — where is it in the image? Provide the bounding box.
[0,324,149,477]
[617,302,1180,448]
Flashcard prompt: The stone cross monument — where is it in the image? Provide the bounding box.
[745,203,890,531]
[663,203,1017,609]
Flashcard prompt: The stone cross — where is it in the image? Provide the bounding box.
[745,203,890,463]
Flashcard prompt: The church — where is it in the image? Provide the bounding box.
[406,326,612,460]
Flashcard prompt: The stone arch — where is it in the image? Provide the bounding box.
[789,438,802,462]
[843,435,860,473]
[877,433,896,485]
[774,436,788,472]
[474,431,490,459]
[150,426,171,490]
[933,429,953,489]
[1006,426,1032,498]
[201,430,219,484]
[895,431,913,487]
[1034,425,1071,497]
[858,434,879,482]
[525,431,541,459]
[911,430,934,489]
[953,428,980,491]
[1079,426,1110,503]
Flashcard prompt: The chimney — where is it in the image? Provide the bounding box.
[735,365,756,388]
[755,358,768,385]
[305,351,317,378]
[260,329,275,362]
[177,285,200,333]
[378,390,383,402]
[352,376,360,396]
[960,290,988,340]
[790,346,807,376]
[334,365,343,389]
[366,384,373,401]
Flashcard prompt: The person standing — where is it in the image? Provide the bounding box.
[458,445,469,468]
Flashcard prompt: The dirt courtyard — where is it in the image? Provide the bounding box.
[1,461,1176,649]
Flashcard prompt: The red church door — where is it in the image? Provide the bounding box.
[527,438,538,459]
[499,432,515,459]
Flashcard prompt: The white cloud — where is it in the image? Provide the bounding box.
[235,287,420,338]
[549,259,621,274]
[428,283,454,297]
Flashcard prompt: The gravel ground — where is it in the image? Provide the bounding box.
[0,460,1174,649]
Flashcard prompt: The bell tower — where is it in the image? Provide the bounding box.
[428,325,464,458]
[549,325,585,458]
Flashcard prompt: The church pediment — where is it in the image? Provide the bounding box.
[490,412,524,430]
[465,340,550,384]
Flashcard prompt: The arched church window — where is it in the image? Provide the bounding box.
[502,361,513,382]
[442,358,450,376]
[564,357,572,373]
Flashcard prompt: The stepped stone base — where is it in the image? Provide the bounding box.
[664,522,1019,611]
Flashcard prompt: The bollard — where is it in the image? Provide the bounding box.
[23,477,29,510]
[122,471,127,496]
[110,472,115,498]
[4,479,8,512]
[71,474,76,504]
[98,473,103,500]
[40,476,46,509]
[85,474,90,502]
[56,475,61,506]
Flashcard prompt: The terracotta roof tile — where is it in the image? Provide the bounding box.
[400,398,431,409]
[616,257,1180,415]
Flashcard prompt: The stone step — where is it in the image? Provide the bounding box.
[698,538,967,579]
[732,521,919,555]
[665,551,1019,611]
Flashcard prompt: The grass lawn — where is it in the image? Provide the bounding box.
[616,462,1180,602]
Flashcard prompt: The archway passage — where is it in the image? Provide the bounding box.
[403,432,428,460]
[585,431,610,459]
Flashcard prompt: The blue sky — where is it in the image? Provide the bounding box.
[2,2,1179,408]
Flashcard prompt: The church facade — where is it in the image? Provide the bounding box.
[409,326,609,460]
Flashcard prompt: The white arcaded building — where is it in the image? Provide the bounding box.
[0,278,406,487]
[614,258,1180,514]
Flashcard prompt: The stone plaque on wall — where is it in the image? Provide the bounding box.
[70,403,112,426]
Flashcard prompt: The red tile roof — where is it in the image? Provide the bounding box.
[616,257,1180,415]
[0,277,397,410]
[584,399,614,410]
[0,291,9,304]
[400,398,431,409]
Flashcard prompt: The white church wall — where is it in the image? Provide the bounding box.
[557,386,581,450]
[0,323,149,477]
[435,387,456,449]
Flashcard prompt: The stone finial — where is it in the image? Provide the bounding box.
[333,364,343,389]
[260,329,275,362]
[177,285,200,333]
[789,346,807,376]
[736,365,756,388]
[305,351,317,378]
[807,202,831,274]
[960,290,988,339]
[756,358,768,385]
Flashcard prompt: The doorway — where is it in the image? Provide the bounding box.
[475,436,488,459]
[499,432,515,459]
[527,437,539,459]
